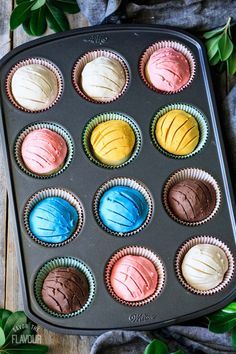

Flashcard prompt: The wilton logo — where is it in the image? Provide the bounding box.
[12,323,42,344]
[83,35,108,45]
[129,313,157,323]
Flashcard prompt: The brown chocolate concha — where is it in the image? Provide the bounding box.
[167,178,216,222]
[42,267,89,314]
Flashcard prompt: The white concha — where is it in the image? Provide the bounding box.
[81,57,126,101]
[11,64,58,110]
[181,244,228,291]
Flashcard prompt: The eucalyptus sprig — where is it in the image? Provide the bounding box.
[203,17,236,75]
[10,0,80,36]
[207,302,236,349]
[144,339,184,354]
[0,309,48,353]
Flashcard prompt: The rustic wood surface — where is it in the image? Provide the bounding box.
[0,5,91,353]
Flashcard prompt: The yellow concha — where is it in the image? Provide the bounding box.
[155,109,200,155]
[90,120,135,166]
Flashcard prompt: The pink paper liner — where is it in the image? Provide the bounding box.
[93,177,154,237]
[72,50,130,103]
[24,188,84,247]
[175,236,235,295]
[163,168,221,226]
[5,58,63,113]
[139,40,196,94]
[105,246,166,306]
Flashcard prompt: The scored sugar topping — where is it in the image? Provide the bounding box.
[167,178,216,222]
[110,255,158,302]
[145,47,190,92]
[81,56,126,102]
[42,267,89,314]
[21,128,68,175]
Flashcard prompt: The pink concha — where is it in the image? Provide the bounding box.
[21,128,68,175]
[110,255,158,302]
[145,47,190,92]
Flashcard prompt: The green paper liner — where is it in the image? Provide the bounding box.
[163,168,221,226]
[151,103,209,159]
[175,236,235,295]
[34,257,96,318]
[14,122,74,179]
[72,50,130,104]
[82,112,142,169]
[24,188,84,247]
[93,177,153,237]
[6,57,63,113]
[105,246,166,306]
[139,40,196,94]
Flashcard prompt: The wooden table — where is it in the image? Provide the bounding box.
[0,5,91,353]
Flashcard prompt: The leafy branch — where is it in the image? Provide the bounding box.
[0,309,48,353]
[10,0,80,36]
[144,339,184,354]
[203,17,236,75]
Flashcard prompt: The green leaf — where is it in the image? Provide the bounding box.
[16,0,31,4]
[31,0,46,11]
[30,7,47,36]
[144,339,168,354]
[206,36,220,60]
[227,49,236,75]
[0,327,6,347]
[210,50,221,66]
[218,32,233,61]
[222,302,236,314]
[0,310,12,329]
[208,312,236,333]
[4,344,48,353]
[46,3,69,32]
[232,326,236,349]
[10,1,36,30]
[203,27,224,39]
[3,312,27,345]
[23,19,34,36]
[52,0,80,14]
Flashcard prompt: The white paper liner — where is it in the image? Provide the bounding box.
[151,103,209,159]
[34,257,96,318]
[72,50,130,103]
[139,40,196,94]
[82,112,142,169]
[175,236,235,295]
[14,122,74,179]
[6,58,63,113]
[105,246,166,306]
[24,188,84,247]
[93,177,153,237]
[163,168,221,226]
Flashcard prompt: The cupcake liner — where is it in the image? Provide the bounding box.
[163,168,221,226]
[14,122,74,179]
[34,257,96,318]
[24,188,84,247]
[175,236,235,295]
[139,40,196,94]
[72,50,130,104]
[93,177,153,237]
[151,103,209,159]
[82,112,142,169]
[6,58,63,113]
[105,246,166,306]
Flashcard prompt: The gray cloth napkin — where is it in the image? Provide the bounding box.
[75,1,236,353]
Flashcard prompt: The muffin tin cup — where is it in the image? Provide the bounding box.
[93,177,154,237]
[139,40,196,94]
[6,57,63,113]
[163,168,221,226]
[151,103,209,159]
[14,122,74,179]
[34,257,96,318]
[175,236,235,296]
[105,246,166,306]
[82,112,142,169]
[24,188,84,247]
[72,50,130,104]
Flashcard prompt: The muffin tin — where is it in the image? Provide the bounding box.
[0,25,235,335]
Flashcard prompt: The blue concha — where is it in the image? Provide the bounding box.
[98,185,149,233]
[29,196,78,244]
